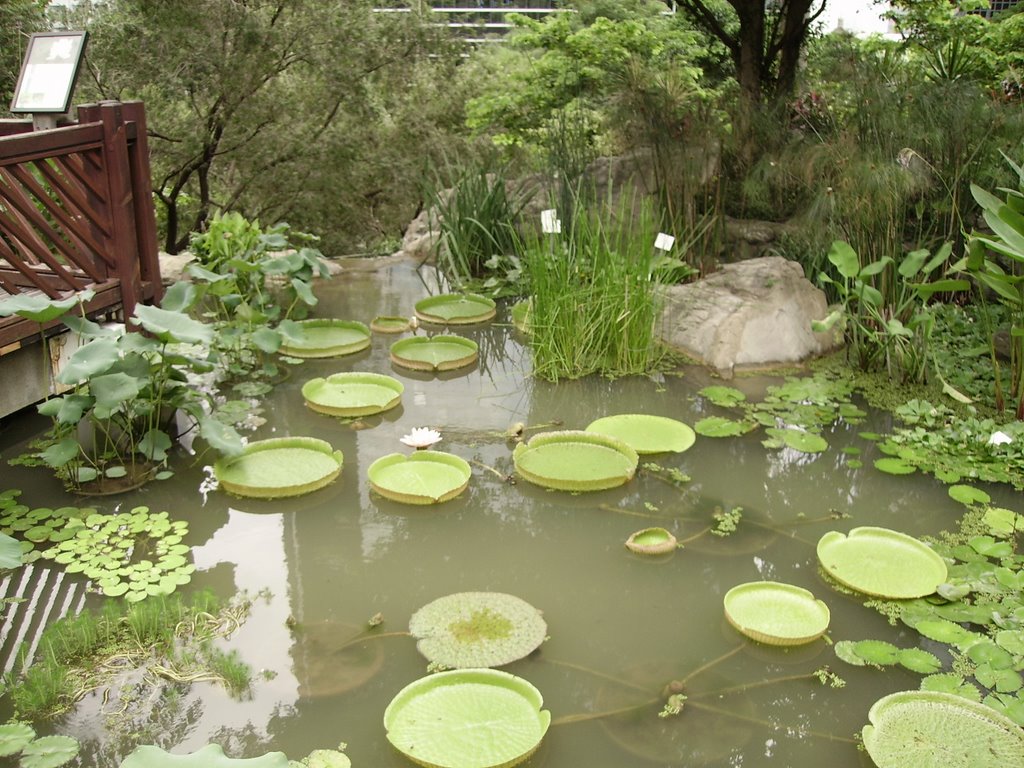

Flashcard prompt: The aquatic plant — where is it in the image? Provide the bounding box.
[862,690,1024,768]
[213,437,343,499]
[302,373,404,417]
[512,430,639,492]
[817,527,948,599]
[120,743,288,767]
[399,427,443,449]
[625,527,678,555]
[414,293,497,325]
[409,592,547,669]
[368,452,471,505]
[0,721,78,768]
[384,669,550,768]
[389,335,479,372]
[723,582,831,646]
[276,319,371,359]
[585,414,696,455]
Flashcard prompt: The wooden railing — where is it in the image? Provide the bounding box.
[0,101,162,351]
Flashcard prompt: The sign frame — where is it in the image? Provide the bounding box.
[9,31,89,115]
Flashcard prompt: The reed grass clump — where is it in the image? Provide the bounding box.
[523,197,669,381]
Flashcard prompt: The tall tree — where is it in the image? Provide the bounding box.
[670,0,825,105]
[70,0,436,253]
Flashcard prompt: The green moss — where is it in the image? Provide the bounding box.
[449,608,515,644]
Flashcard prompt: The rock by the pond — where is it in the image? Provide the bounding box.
[659,256,840,378]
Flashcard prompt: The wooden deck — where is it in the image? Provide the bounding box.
[0,101,162,354]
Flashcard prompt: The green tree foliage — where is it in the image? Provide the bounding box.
[0,0,47,114]
[65,0,464,254]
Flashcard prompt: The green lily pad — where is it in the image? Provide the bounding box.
[414,293,497,325]
[512,430,639,492]
[390,335,478,372]
[0,722,35,756]
[383,669,550,768]
[723,581,830,646]
[370,315,412,334]
[214,437,343,499]
[874,457,917,475]
[862,690,1024,768]
[304,750,351,768]
[699,385,747,407]
[625,527,678,555]
[585,414,696,455]
[120,743,289,767]
[817,526,948,598]
[18,735,79,768]
[949,485,991,506]
[765,427,829,454]
[694,416,749,437]
[278,319,371,358]
[409,592,548,668]
[302,372,404,417]
[368,452,471,505]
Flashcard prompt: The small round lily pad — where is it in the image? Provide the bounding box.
[409,591,548,668]
[625,527,678,555]
[862,690,1024,768]
[414,293,496,325]
[302,372,404,417]
[723,581,830,646]
[384,669,550,768]
[279,319,371,358]
[390,335,478,372]
[214,437,343,498]
[512,430,638,492]
[586,414,696,455]
[817,526,948,598]
[368,452,471,504]
[371,315,412,334]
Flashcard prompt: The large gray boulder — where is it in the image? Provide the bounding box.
[659,256,840,378]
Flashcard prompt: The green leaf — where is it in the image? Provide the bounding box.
[55,338,120,384]
[698,386,746,407]
[160,281,201,313]
[897,648,942,674]
[0,722,34,756]
[920,673,981,700]
[694,417,749,437]
[0,290,94,323]
[873,457,916,475]
[948,485,991,506]
[828,240,860,278]
[119,744,288,767]
[250,327,282,354]
[19,735,79,768]
[290,277,317,306]
[853,639,900,666]
[40,438,80,469]
[199,416,244,457]
[138,430,172,462]
[89,373,142,410]
[132,304,213,345]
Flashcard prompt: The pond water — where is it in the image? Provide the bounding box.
[0,257,1017,767]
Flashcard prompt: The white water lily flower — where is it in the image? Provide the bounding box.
[400,427,442,449]
[988,430,1013,446]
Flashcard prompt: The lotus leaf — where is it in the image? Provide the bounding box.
[383,669,550,768]
[214,437,343,498]
[390,335,478,372]
[874,457,917,475]
[368,452,471,505]
[723,581,830,646]
[120,744,288,767]
[0,290,94,323]
[277,319,371,358]
[817,527,947,598]
[512,430,638,492]
[699,385,746,407]
[414,293,497,325]
[585,414,696,455]
[409,592,547,668]
[625,527,678,555]
[862,690,1024,768]
[132,304,213,345]
[19,735,79,768]
[302,372,404,417]
[0,723,35,756]
[371,315,412,333]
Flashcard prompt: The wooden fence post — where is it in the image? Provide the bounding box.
[121,101,163,306]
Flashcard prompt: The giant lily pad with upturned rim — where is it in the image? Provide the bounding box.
[302,372,404,417]
[371,315,412,334]
[625,527,678,555]
[278,319,370,358]
[390,335,478,372]
[383,668,550,768]
[862,690,1024,768]
[409,591,547,668]
[512,430,638,492]
[817,526,948,598]
[586,414,696,455]
[368,452,471,504]
[723,581,830,646]
[415,293,496,325]
[214,437,343,499]
[120,744,288,767]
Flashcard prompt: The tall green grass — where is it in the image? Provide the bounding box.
[523,194,669,381]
